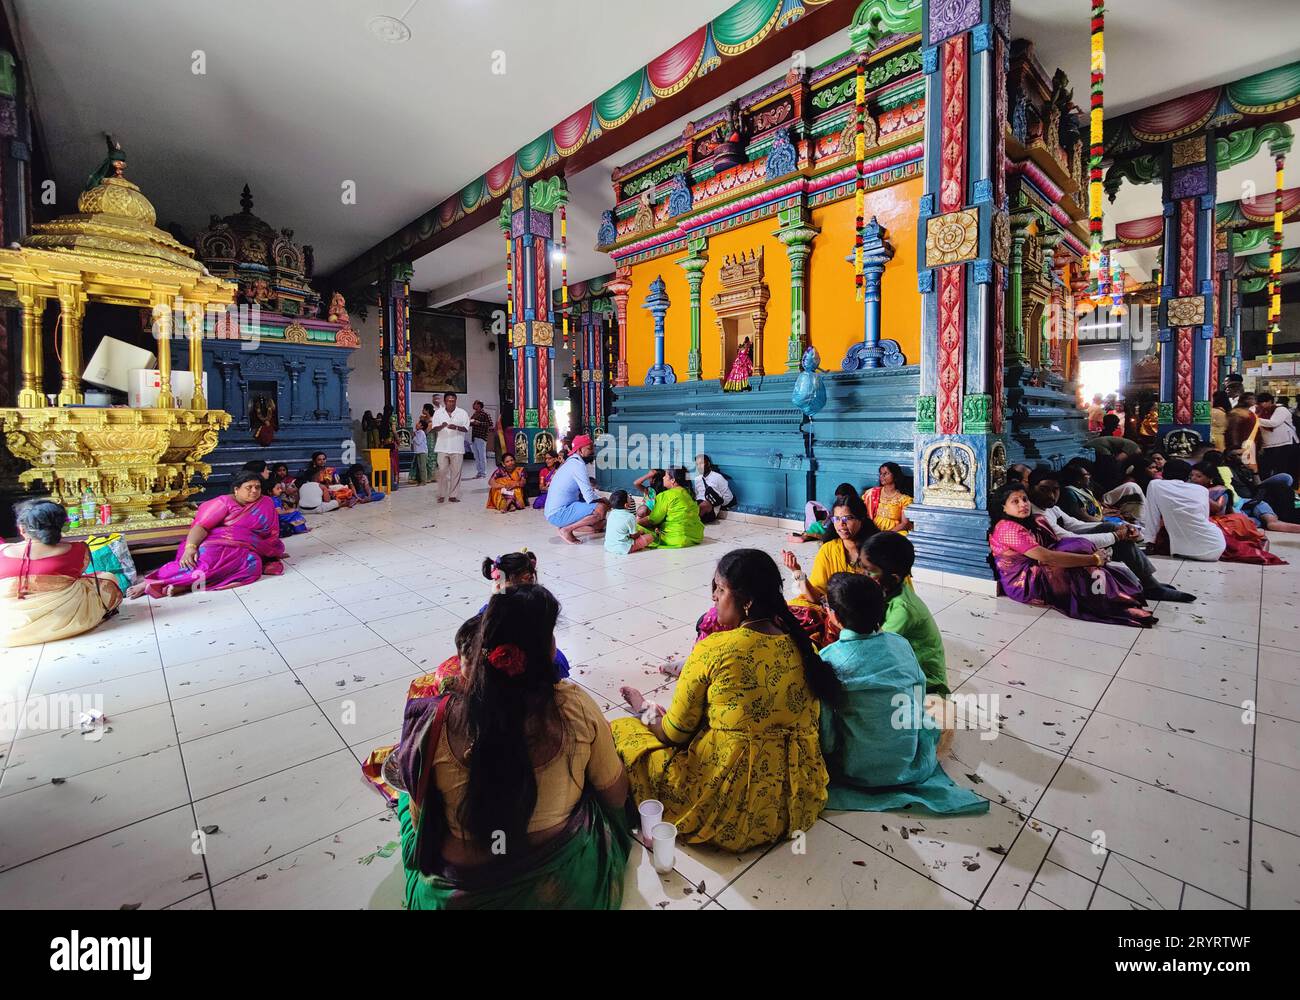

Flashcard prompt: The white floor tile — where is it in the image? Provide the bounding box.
[13,478,1298,909]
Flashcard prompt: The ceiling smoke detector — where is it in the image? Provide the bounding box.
[368,15,412,43]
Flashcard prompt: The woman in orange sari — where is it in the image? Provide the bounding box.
[486,454,527,512]
[862,462,914,533]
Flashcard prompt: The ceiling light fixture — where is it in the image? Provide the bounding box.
[368,14,412,43]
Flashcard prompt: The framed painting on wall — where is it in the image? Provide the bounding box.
[411,311,468,393]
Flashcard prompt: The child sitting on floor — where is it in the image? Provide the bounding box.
[298,468,340,514]
[480,551,569,678]
[817,573,986,815]
[859,531,949,697]
[343,464,386,503]
[532,450,561,510]
[603,490,652,554]
[269,480,309,535]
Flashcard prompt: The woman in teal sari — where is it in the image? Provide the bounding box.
[387,585,632,909]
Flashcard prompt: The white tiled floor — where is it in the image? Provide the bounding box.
[2,476,1299,910]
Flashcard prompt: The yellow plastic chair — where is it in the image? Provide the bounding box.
[367,448,392,492]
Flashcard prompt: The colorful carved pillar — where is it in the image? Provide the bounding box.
[678,236,708,381]
[1213,228,1232,388]
[16,283,44,408]
[588,304,612,434]
[841,216,899,369]
[608,266,632,388]
[911,0,1011,582]
[774,206,819,372]
[1005,215,1029,381]
[642,277,675,385]
[1042,239,1063,381]
[1157,132,1218,453]
[382,261,413,444]
[504,176,566,462]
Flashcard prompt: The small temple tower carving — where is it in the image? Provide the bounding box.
[709,248,769,381]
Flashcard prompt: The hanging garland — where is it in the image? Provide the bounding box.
[560,201,569,349]
[854,52,867,302]
[1088,0,1105,301]
[1268,150,1285,364]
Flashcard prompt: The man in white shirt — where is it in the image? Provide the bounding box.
[1255,392,1299,481]
[1028,468,1194,601]
[1141,459,1225,562]
[431,392,470,503]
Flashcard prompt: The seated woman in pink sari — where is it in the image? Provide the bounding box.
[987,483,1155,628]
[128,471,285,599]
[486,454,526,512]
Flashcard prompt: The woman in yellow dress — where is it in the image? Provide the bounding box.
[613,549,841,852]
[780,491,879,645]
[862,461,914,533]
[486,454,527,512]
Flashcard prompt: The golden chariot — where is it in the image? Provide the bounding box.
[0,143,236,544]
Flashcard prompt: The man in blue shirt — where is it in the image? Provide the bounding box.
[543,434,608,543]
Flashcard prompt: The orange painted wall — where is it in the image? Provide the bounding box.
[700,223,791,376]
[625,257,692,383]
[622,175,923,380]
[808,175,924,367]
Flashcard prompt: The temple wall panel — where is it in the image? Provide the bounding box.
[808,175,924,366]
[625,257,691,383]
[698,221,791,377]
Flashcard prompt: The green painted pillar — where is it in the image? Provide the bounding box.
[775,206,820,373]
[678,235,708,381]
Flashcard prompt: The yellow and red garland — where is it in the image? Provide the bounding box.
[1268,151,1285,364]
[854,53,867,302]
[1087,0,1105,301]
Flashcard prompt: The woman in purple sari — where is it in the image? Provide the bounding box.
[987,483,1155,628]
[128,471,286,599]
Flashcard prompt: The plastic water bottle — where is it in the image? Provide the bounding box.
[80,487,96,525]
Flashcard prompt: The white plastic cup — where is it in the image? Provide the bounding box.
[638,799,663,845]
[651,821,678,874]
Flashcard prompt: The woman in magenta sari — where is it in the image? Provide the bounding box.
[128,471,286,599]
[987,483,1155,628]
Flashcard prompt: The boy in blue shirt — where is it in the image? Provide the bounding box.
[818,573,987,816]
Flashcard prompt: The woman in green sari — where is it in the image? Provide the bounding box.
[388,585,632,909]
[635,467,704,548]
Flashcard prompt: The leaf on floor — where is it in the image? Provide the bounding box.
[202,824,220,834]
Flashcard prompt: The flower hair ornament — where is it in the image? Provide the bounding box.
[487,643,527,677]
[489,558,506,594]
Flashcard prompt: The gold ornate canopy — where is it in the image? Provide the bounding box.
[0,144,237,533]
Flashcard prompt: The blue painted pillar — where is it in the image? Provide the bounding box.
[1156,132,1217,456]
[910,0,1012,583]
[642,276,676,385]
[842,217,902,369]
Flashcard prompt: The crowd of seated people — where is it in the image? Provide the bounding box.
[988,417,1298,621]
[360,538,982,909]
